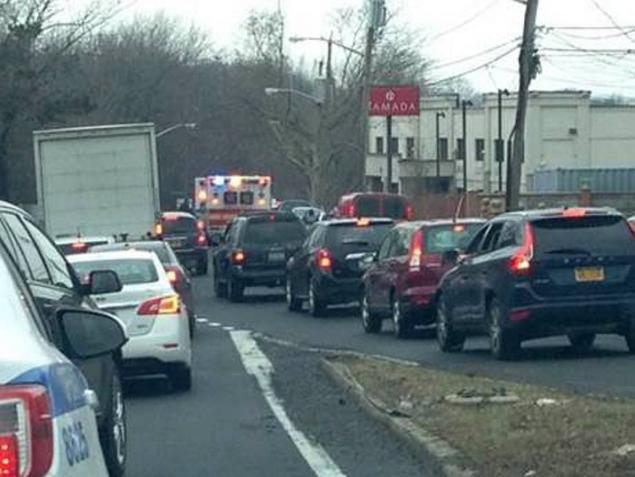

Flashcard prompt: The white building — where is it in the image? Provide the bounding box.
[366,90,635,193]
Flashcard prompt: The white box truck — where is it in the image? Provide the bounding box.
[33,123,160,239]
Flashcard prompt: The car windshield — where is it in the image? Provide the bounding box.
[326,223,392,249]
[425,223,483,253]
[71,258,159,285]
[532,216,635,256]
[243,219,306,245]
[162,217,195,235]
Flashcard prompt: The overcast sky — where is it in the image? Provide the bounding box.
[121,0,635,97]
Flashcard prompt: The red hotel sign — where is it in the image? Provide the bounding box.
[369,85,420,116]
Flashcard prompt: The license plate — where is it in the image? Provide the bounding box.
[167,239,185,248]
[268,251,286,263]
[575,266,605,282]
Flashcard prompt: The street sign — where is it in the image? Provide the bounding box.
[369,85,420,116]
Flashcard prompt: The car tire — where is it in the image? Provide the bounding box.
[361,290,382,334]
[214,270,228,299]
[187,309,196,340]
[488,298,520,361]
[99,370,127,477]
[308,280,326,317]
[624,306,635,353]
[169,366,192,392]
[228,277,244,302]
[286,277,303,312]
[568,332,596,351]
[436,298,465,352]
[392,297,412,339]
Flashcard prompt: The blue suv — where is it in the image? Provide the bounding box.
[436,208,635,360]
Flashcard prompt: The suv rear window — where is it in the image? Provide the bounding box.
[532,216,634,257]
[72,259,159,285]
[326,223,392,250]
[162,217,196,235]
[425,224,483,253]
[356,197,381,217]
[243,219,306,245]
[383,197,407,219]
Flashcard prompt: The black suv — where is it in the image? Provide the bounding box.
[156,211,208,275]
[213,211,307,301]
[286,218,394,316]
[436,208,635,360]
[0,201,128,476]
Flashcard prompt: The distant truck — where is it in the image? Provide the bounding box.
[34,123,161,239]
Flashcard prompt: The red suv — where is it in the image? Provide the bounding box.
[361,219,485,338]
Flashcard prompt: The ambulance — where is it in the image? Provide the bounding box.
[194,175,272,233]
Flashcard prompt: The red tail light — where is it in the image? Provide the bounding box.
[345,203,356,217]
[315,249,333,271]
[562,207,586,218]
[196,220,205,231]
[409,229,424,270]
[405,204,414,220]
[165,266,183,286]
[231,249,246,264]
[196,233,207,246]
[510,222,534,274]
[137,294,181,315]
[0,385,53,477]
[71,241,87,252]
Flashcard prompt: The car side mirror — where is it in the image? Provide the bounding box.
[442,249,460,266]
[58,309,128,359]
[84,270,122,295]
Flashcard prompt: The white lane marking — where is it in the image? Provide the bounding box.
[222,326,235,331]
[196,318,209,323]
[230,330,346,477]
[208,322,222,327]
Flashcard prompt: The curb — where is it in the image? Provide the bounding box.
[321,358,476,477]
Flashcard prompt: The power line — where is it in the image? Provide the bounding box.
[426,45,518,86]
[588,0,635,43]
[429,0,500,42]
[552,28,635,41]
[427,36,521,70]
[545,26,635,31]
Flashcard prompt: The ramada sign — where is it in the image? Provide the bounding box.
[369,85,420,116]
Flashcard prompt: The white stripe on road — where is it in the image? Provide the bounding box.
[196,318,209,323]
[208,322,222,327]
[222,326,235,331]
[230,331,346,477]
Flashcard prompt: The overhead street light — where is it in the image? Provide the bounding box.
[264,88,323,105]
[156,123,197,138]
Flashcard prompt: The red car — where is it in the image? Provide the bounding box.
[361,218,485,338]
[629,216,635,232]
[337,192,414,221]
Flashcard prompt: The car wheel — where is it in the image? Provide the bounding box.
[392,297,412,339]
[624,306,635,353]
[568,332,596,351]
[214,270,228,299]
[308,280,326,317]
[188,309,196,340]
[169,366,192,392]
[99,370,127,477]
[228,277,244,302]
[286,277,303,312]
[436,298,465,352]
[361,290,382,334]
[488,299,520,361]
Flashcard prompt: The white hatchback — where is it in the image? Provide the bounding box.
[69,250,193,391]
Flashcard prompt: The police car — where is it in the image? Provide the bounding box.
[0,235,127,476]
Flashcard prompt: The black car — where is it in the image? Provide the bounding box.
[0,200,128,476]
[278,199,313,212]
[91,240,197,338]
[436,207,635,360]
[213,211,307,301]
[156,211,209,275]
[286,218,394,316]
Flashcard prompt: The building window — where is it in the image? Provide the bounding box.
[475,138,485,161]
[457,138,465,160]
[437,138,448,160]
[375,137,384,154]
[406,137,415,159]
[390,137,399,155]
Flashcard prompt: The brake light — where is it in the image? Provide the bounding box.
[155,223,163,236]
[315,249,332,271]
[356,217,370,227]
[510,222,534,274]
[137,294,181,315]
[196,233,207,246]
[231,249,246,264]
[405,204,414,220]
[71,241,87,251]
[563,207,586,218]
[409,229,424,270]
[196,220,205,231]
[0,385,53,477]
[453,224,465,233]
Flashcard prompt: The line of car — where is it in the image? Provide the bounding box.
[213,207,635,362]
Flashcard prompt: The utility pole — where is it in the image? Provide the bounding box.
[497,89,509,192]
[507,0,539,210]
[385,115,393,192]
[461,100,472,196]
[435,112,445,177]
